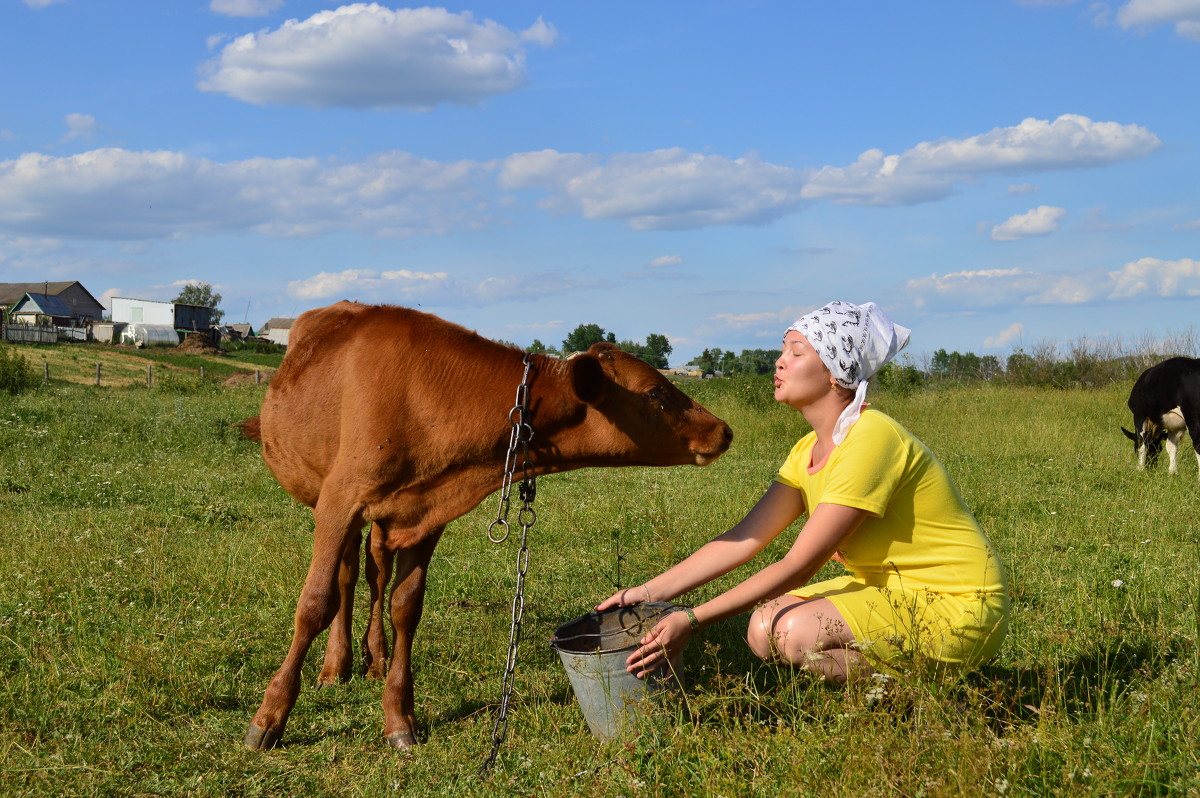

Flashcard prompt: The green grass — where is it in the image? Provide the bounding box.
[0,376,1197,796]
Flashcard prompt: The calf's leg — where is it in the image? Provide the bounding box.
[246,501,362,750]
[382,528,443,749]
[317,526,363,686]
[1166,431,1181,475]
[362,525,393,680]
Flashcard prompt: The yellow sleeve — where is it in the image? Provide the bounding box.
[816,413,909,517]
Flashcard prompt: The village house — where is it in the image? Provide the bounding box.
[0,281,105,323]
[259,318,296,347]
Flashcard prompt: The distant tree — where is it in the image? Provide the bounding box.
[172,282,224,324]
[930,348,950,377]
[694,348,722,375]
[642,333,673,369]
[562,324,613,354]
[527,339,547,354]
[735,349,777,375]
[1006,350,1036,385]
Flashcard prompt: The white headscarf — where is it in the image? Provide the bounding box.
[786,300,911,445]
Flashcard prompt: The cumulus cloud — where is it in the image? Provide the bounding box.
[648,255,683,268]
[198,5,556,110]
[210,0,283,17]
[286,266,586,305]
[901,258,1200,312]
[287,268,451,299]
[499,148,809,230]
[712,310,791,329]
[61,113,96,142]
[0,114,1166,243]
[984,322,1026,348]
[1116,0,1200,39]
[1108,256,1200,298]
[991,205,1067,241]
[0,148,492,240]
[803,115,1160,206]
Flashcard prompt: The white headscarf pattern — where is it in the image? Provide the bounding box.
[786,300,911,445]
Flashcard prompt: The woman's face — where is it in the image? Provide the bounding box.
[774,330,835,409]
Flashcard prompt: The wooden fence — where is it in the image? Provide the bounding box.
[32,362,268,388]
[2,324,57,344]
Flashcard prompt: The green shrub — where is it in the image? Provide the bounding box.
[0,346,39,395]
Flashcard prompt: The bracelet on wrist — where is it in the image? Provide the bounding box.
[682,607,700,631]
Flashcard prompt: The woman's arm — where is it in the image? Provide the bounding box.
[596,481,807,611]
[623,502,870,677]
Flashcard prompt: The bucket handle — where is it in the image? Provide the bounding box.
[551,603,683,647]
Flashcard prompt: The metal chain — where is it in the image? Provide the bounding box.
[479,353,537,778]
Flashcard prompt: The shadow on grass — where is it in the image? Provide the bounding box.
[678,617,1189,734]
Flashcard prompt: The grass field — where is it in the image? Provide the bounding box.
[0,346,1197,796]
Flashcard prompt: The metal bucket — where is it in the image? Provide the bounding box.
[549,601,681,741]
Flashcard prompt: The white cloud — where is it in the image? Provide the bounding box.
[1007,183,1040,195]
[900,258,1200,313]
[519,16,558,46]
[712,311,790,329]
[499,148,809,230]
[648,255,683,268]
[991,206,1067,241]
[804,115,1159,206]
[0,115,1166,244]
[286,266,588,306]
[1116,0,1200,38]
[287,268,451,300]
[198,5,555,110]
[61,113,96,142]
[984,322,1025,348]
[22,0,64,7]
[1108,257,1200,298]
[1174,218,1200,230]
[210,0,283,17]
[0,148,492,240]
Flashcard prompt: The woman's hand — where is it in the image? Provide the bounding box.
[625,610,692,679]
[595,584,653,612]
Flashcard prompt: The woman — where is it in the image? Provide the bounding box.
[597,300,1009,684]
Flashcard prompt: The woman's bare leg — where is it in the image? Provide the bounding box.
[747,596,873,685]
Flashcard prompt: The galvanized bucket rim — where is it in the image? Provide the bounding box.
[549,601,683,655]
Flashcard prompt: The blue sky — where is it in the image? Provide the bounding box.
[2,0,1198,366]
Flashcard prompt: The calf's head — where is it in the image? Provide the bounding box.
[1121,422,1165,464]
[567,343,733,466]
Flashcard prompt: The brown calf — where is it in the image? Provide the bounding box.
[242,301,732,750]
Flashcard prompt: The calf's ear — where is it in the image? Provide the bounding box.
[570,353,607,404]
[1121,427,1138,442]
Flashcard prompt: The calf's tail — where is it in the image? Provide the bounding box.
[236,417,262,441]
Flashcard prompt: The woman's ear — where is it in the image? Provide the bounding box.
[569,353,607,404]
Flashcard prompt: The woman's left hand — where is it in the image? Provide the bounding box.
[625,610,692,679]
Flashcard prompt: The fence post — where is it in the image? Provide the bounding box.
[96,363,101,387]
[44,362,49,384]
[255,370,261,385]
[200,365,205,380]
[147,364,152,388]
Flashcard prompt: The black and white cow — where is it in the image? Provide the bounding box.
[1121,356,1200,479]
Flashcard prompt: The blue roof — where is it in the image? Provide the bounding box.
[12,292,75,318]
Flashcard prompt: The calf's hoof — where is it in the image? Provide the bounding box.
[245,723,282,751]
[385,730,418,749]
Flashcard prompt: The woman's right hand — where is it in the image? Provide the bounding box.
[595,584,652,612]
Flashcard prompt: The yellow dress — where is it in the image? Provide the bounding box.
[775,408,1009,669]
